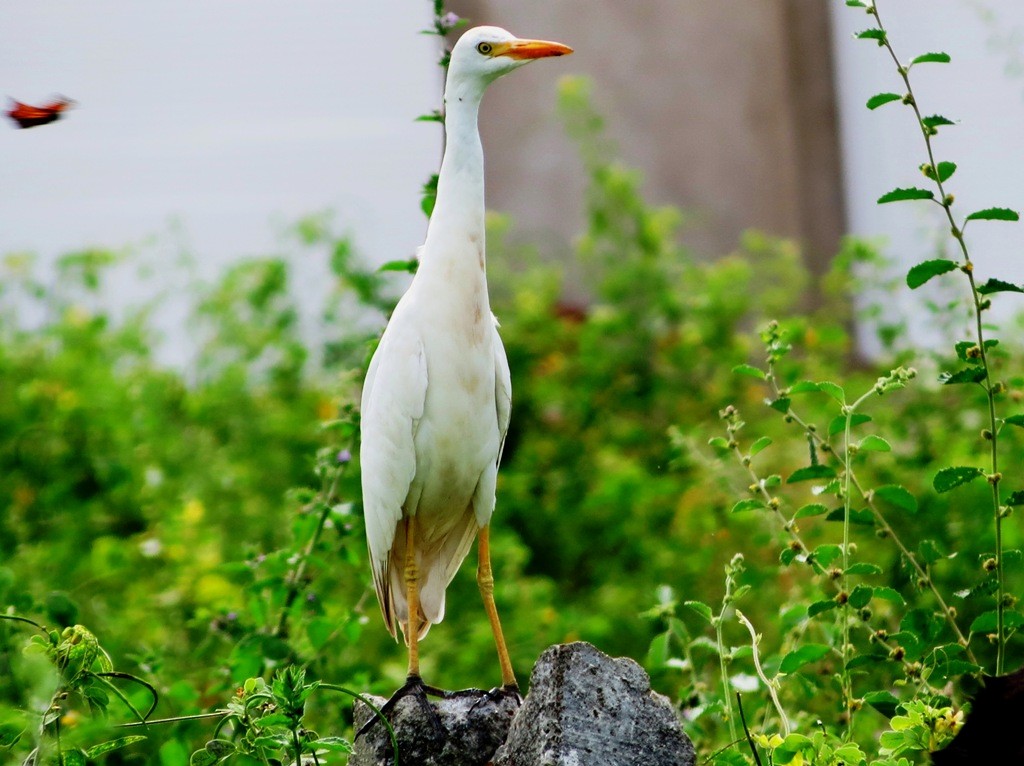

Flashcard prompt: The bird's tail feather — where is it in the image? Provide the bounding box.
[376,510,479,644]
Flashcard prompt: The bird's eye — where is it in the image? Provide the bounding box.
[476,42,493,55]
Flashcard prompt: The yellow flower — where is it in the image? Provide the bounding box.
[182,499,205,524]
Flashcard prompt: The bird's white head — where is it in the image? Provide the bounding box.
[445,26,573,102]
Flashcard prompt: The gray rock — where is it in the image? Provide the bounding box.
[349,687,520,766]
[492,642,696,766]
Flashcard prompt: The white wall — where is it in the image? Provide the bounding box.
[830,1,1024,348]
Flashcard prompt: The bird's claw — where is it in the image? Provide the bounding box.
[467,682,523,713]
[356,675,446,740]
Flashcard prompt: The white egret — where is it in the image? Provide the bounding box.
[359,25,572,714]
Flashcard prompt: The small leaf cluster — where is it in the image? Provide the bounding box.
[189,669,353,765]
[0,618,153,765]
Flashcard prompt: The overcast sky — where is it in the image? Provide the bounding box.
[3,2,440,286]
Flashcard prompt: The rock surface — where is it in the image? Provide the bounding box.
[492,642,696,766]
[350,642,695,766]
[349,687,520,766]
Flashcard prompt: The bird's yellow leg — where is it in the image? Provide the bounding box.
[404,519,422,679]
[477,525,518,690]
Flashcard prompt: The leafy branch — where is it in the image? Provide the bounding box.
[849,0,1021,675]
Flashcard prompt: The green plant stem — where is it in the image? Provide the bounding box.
[870,0,1005,674]
[715,575,739,746]
[273,466,344,638]
[736,610,790,737]
[728,439,824,576]
[767,368,976,663]
[0,613,49,634]
[839,389,875,737]
[320,683,400,766]
[117,711,227,728]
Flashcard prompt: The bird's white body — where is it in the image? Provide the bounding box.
[360,27,529,639]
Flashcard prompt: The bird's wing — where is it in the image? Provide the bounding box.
[360,321,427,636]
[492,315,512,466]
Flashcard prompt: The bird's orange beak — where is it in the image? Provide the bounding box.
[495,39,574,60]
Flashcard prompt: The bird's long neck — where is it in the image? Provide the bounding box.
[415,77,488,294]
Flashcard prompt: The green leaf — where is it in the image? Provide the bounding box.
[864,690,900,718]
[794,503,829,519]
[970,610,1024,633]
[930,658,982,681]
[855,28,887,46]
[965,207,1020,222]
[60,750,89,766]
[732,363,766,380]
[878,187,935,204]
[312,736,354,753]
[773,734,814,764]
[845,562,883,576]
[85,737,148,758]
[732,499,764,514]
[849,585,874,609]
[377,258,418,274]
[808,599,837,617]
[906,259,958,289]
[922,114,956,129]
[955,574,999,600]
[811,544,843,568]
[902,608,946,644]
[707,436,730,454]
[955,339,998,363]
[825,507,875,525]
[306,617,334,651]
[788,381,821,394]
[1007,490,1024,506]
[787,465,837,483]
[846,0,868,6]
[867,92,902,110]
[684,600,714,624]
[647,631,671,667]
[420,174,439,218]
[924,161,957,182]
[939,367,987,385]
[190,751,219,766]
[873,484,918,514]
[749,436,772,456]
[1005,415,1024,428]
[873,587,906,605]
[1002,550,1023,568]
[978,278,1024,295]
[780,547,798,566]
[911,51,951,65]
[934,466,984,493]
[780,643,831,673]
[0,723,23,748]
[858,435,891,452]
[768,396,791,414]
[829,412,871,436]
[817,381,846,404]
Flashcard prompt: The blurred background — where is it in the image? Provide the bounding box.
[4,2,1024,355]
[3,2,1024,763]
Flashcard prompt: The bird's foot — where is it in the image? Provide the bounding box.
[356,675,446,740]
[465,682,523,713]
